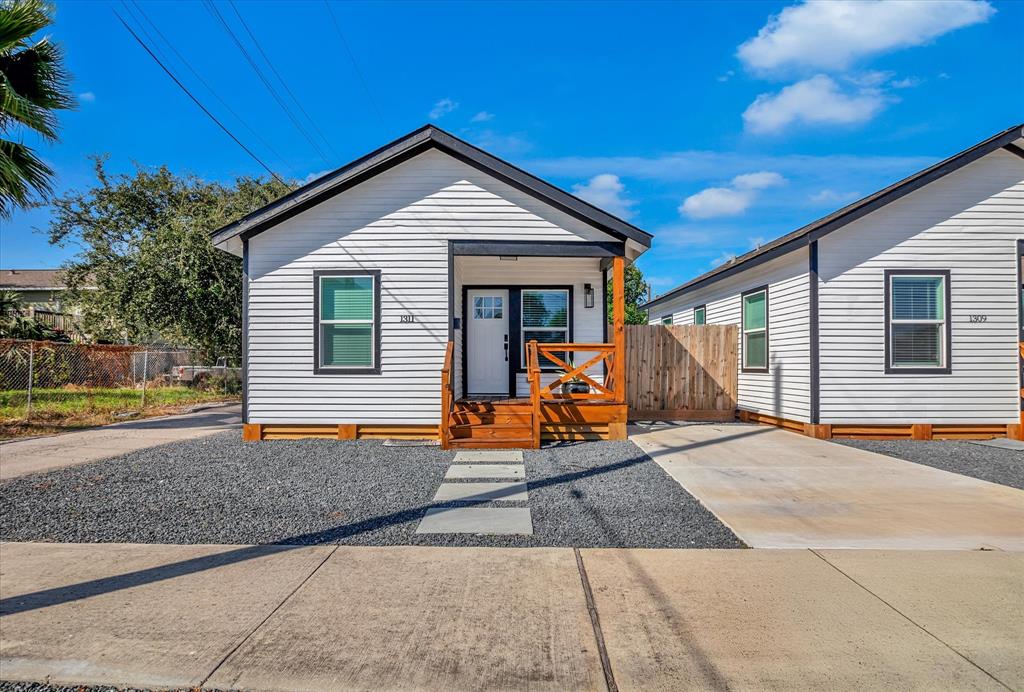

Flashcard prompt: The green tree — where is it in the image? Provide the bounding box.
[48,157,292,362]
[607,263,650,325]
[0,0,74,217]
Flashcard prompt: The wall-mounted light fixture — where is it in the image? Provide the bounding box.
[584,283,595,309]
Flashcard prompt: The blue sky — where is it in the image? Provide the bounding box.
[3,0,1021,296]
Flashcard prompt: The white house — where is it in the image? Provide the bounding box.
[644,124,1024,441]
[211,125,651,446]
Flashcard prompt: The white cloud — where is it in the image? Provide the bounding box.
[525,149,933,183]
[302,169,334,185]
[572,174,636,220]
[890,76,922,89]
[469,129,533,156]
[429,98,458,120]
[470,111,494,122]
[78,91,96,103]
[737,0,994,75]
[743,74,888,134]
[680,170,785,219]
[809,188,860,205]
[717,70,735,83]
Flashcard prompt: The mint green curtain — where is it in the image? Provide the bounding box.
[743,291,766,330]
[321,276,373,321]
[322,324,372,367]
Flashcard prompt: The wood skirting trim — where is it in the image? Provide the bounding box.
[739,410,1014,441]
[629,408,735,422]
[244,423,439,441]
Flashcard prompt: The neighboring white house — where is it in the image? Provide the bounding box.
[211,125,651,444]
[644,123,1024,440]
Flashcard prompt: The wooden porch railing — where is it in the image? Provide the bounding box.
[440,341,454,450]
[528,342,622,402]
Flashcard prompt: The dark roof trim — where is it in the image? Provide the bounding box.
[451,240,624,257]
[643,123,1024,310]
[211,125,652,248]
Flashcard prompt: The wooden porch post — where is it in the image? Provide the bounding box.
[612,256,626,404]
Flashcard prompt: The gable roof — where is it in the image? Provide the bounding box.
[643,123,1024,310]
[210,124,653,249]
[1,269,69,290]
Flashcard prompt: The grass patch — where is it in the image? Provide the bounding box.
[0,387,237,440]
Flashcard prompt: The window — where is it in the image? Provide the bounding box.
[694,305,706,325]
[886,271,949,372]
[521,289,569,368]
[661,315,673,325]
[315,271,380,373]
[741,287,768,371]
[473,295,503,320]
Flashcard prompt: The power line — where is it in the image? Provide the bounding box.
[113,10,286,186]
[227,0,339,160]
[202,0,332,167]
[123,0,293,176]
[323,1,384,124]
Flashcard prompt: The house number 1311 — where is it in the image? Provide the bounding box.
[400,315,416,323]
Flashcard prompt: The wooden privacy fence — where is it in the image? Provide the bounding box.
[625,324,738,420]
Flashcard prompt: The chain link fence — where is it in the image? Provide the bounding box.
[0,339,241,435]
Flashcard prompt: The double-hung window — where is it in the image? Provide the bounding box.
[315,270,380,373]
[521,288,569,369]
[741,287,768,371]
[694,305,706,325]
[886,270,950,373]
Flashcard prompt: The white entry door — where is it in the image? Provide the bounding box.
[467,289,509,395]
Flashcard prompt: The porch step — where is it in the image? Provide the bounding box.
[450,411,533,426]
[447,436,535,449]
[449,423,533,441]
[453,401,532,414]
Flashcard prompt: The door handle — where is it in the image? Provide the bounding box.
[504,334,509,361]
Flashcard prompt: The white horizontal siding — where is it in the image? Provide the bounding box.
[648,249,811,422]
[454,256,606,397]
[818,149,1024,424]
[247,149,608,424]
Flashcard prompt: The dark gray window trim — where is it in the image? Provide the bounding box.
[693,304,707,325]
[460,284,574,399]
[312,269,382,375]
[741,285,770,374]
[643,123,1024,310]
[661,315,673,325]
[1017,240,1023,414]
[883,268,952,375]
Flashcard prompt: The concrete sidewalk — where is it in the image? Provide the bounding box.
[0,404,241,480]
[1,542,1020,691]
[630,422,1024,550]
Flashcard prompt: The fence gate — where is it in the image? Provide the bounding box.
[625,324,738,420]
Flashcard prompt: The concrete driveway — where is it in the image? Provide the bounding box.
[0,404,241,481]
[1,542,1020,690]
[630,422,1024,550]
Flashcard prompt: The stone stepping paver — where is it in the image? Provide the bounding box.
[416,507,533,535]
[433,482,529,503]
[444,464,525,480]
[452,450,524,463]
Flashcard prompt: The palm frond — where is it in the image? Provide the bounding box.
[0,136,53,217]
[0,0,50,53]
[1,36,73,138]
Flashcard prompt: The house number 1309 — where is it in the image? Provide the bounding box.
[968,315,987,323]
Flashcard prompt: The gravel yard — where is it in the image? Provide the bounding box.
[834,439,1024,490]
[0,431,742,549]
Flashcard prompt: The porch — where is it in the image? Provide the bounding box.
[441,253,629,449]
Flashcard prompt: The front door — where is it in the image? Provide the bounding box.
[467,289,509,395]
